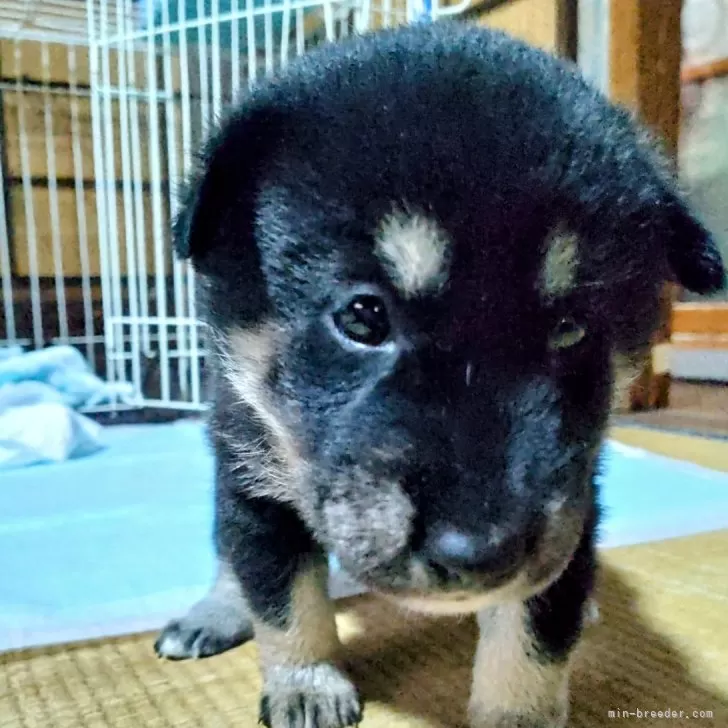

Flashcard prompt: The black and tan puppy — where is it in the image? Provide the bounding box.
[155,20,726,728]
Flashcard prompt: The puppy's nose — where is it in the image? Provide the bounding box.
[423,524,525,577]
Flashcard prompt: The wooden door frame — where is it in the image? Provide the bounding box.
[609,0,728,393]
[466,0,579,58]
[675,29,728,380]
[607,0,684,409]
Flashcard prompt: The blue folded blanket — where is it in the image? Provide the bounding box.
[0,346,134,470]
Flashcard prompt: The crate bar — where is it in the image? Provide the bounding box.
[247,0,258,86]
[231,0,241,99]
[176,0,202,406]
[161,0,190,399]
[295,6,305,56]
[122,4,153,356]
[68,44,97,368]
[14,42,43,349]
[211,0,223,118]
[87,0,119,392]
[146,0,172,403]
[323,0,335,41]
[116,0,144,397]
[280,0,291,66]
[264,0,274,74]
[41,42,69,343]
[196,0,212,131]
[100,0,127,387]
[101,0,336,47]
[0,154,16,343]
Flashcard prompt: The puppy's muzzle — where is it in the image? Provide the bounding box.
[403,466,586,595]
[423,523,529,580]
[414,513,544,589]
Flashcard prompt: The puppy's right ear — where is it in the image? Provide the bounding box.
[172,101,283,276]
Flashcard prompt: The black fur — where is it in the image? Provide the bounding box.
[259,695,272,727]
[210,376,318,627]
[158,20,725,727]
[526,498,600,663]
[214,459,316,628]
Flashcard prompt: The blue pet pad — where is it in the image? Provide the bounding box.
[1,421,728,652]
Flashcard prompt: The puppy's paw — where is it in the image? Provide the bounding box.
[259,663,362,728]
[154,599,253,660]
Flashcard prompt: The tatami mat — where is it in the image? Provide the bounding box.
[2,529,727,728]
[611,425,728,473]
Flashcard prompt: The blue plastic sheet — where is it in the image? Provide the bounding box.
[1,420,727,651]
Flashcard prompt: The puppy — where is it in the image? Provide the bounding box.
[155,20,726,728]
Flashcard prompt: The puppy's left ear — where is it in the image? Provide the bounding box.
[172,100,283,269]
[170,99,286,323]
[662,192,726,294]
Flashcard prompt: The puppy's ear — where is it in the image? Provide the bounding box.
[632,129,726,295]
[171,101,285,323]
[661,193,726,295]
[172,101,283,271]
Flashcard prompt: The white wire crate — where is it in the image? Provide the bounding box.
[0,11,111,378]
[0,0,470,416]
[85,0,471,413]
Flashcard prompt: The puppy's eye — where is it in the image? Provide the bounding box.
[548,316,586,351]
[334,295,390,347]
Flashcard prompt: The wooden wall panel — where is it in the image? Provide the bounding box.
[2,93,152,182]
[9,185,160,278]
[0,42,91,87]
[0,39,171,291]
[476,0,560,53]
[0,41,180,94]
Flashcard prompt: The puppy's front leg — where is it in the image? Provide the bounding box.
[468,601,570,728]
[469,518,597,728]
[225,495,361,728]
[254,556,362,728]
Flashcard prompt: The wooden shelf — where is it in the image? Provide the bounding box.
[682,57,728,85]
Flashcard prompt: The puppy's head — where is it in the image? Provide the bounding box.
[177,22,726,613]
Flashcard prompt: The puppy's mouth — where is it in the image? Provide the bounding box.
[321,464,591,614]
[375,562,525,614]
[367,550,574,615]
[335,509,586,615]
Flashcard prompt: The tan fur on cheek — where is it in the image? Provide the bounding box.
[539,228,580,300]
[375,209,450,298]
[469,602,570,728]
[220,324,309,512]
[322,474,415,577]
[254,561,341,671]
